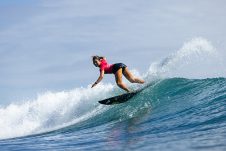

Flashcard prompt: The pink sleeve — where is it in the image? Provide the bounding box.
[100,64,105,71]
[99,60,105,71]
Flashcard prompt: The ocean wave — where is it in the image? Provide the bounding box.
[0,37,226,140]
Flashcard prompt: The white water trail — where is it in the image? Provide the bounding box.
[0,83,114,140]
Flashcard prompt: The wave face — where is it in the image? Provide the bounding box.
[0,38,226,150]
[0,78,226,150]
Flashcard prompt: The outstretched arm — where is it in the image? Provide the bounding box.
[91,70,104,88]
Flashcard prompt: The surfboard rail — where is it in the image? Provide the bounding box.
[98,91,138,105]
[98,82,154,105]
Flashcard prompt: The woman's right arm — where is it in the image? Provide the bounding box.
[91,70,105,88]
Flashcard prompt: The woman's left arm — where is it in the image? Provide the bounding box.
[91,70,104,88]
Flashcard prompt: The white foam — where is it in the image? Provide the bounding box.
[0,83,114,140]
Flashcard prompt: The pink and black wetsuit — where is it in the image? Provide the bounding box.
[99,59,127,74]
[99,59,114,74]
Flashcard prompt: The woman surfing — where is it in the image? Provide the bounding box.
[91,56,145,92]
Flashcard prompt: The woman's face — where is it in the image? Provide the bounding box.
[93,59,100,67]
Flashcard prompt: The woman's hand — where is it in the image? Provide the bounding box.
[91,82,97,88]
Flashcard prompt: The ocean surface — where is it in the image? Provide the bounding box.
[0,38,226,151]
[0,78,226,151]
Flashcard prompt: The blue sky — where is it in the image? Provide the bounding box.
[0,0,226,104]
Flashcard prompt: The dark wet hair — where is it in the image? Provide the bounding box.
[92,55,104,67]
[92,55,104,62]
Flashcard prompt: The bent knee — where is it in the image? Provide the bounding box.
[116,82,123,87]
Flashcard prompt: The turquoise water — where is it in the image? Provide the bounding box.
[1,78,226,151]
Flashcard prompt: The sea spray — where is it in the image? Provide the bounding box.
[146,37,224,79]
[0,83,114,139]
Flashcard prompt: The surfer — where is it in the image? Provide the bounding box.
[91,55,145,92]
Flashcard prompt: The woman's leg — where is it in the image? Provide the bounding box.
[123,67,145,84]
[115,68,130,92]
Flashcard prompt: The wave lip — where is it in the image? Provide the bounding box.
[147,37,225,79]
